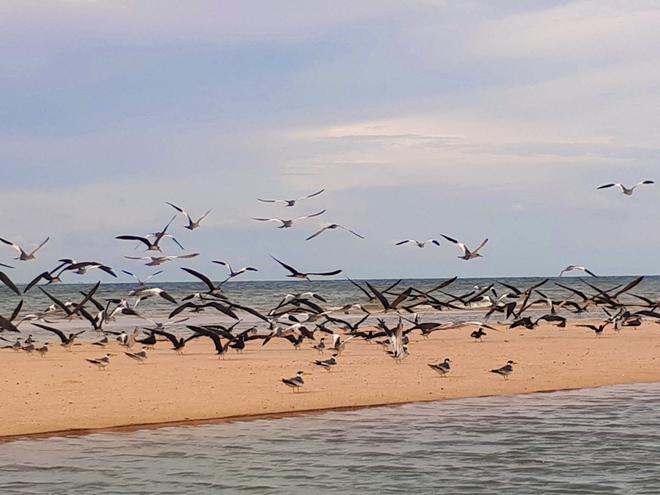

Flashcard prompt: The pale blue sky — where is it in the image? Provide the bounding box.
[1,0,659,282]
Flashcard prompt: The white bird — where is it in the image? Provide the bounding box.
[0,236,49,261]
[441,235,488,260]
[306,223,365,241]
[596,180,654,195]
[559,265,597,277]
[395,239,439,248]
[212,260,258,282]
[252,210,326,228]
[258,189,325,207]
[128,287,178,305]
[124,253,199,266]
[166,202,212,230]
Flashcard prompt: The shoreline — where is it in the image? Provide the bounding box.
[2,321,660,440]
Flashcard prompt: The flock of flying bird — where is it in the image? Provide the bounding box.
[0,179,657,392]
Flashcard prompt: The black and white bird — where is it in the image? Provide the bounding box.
[86,353,111,371]
[125,349,148,364]
[32,323,85,351]
[306,223,365,241]
[281,371,305,392]
[271,255,341,280]
[122,270,164,286]
[116,216,177,252]
[441,235,488,260]
[212,260,258,282]
[395,239,440,248]
[124,253,200,266]
[490,360,516,379]
[597,180,654,195]
[559,265,597,277]
[0,236,49,261]
[428,358,452,376]
[166,202,212,230]
[252,210,326,229]
[258,189,325,207]
[129,287,178,305]
[314,355,338,371]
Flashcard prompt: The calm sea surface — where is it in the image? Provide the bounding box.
[1,383,659,494]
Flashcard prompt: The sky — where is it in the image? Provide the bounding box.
[0,0,659,283]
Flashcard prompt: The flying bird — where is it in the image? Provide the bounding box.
[252,210,326,229]
[596,180,654,195]
[124,253,199,266]
[166,202,212,230]
[116,216,176,252]
[271,255,342,280]
[395,239,440,248]
[258,189,325,207]
[212,260,258,282]
[306,224,365,241]
[559,265,597,278]
[441,235,488,260]
[0,236,49,261]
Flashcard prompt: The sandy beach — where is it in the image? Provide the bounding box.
[2,320,659,439]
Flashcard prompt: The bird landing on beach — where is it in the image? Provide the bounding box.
[490,360,516,379]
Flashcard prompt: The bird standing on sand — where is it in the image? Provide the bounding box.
[490,360,516,379]
[282,371,305,392]
[597,180,654,195]
[428,358,452,376]
[86,353,112,370]
[471,328,487,341]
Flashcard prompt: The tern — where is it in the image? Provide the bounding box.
[86,353,111,371]
[258,189,325,207]
[122,270,164,286]
[252,210,326,229]
[314,355,338,371]
[490,360,516,379]
[281,371,305,392]
[559,265,597,277]
[306,224,365,241]
[271,255,341,280]
[0,236,49,261]
[597,180,654,195]
[116,216,176,252]
[125,253,199,266]
[212,260,258,282]
[441,235,488,260]
[428,358,452,376]
[166,202,212,230]
[125,349,148,363]
[395,239,440,248]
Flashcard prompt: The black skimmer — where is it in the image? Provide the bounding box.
[428,358,452,376]
[271,255,341,280]
[314,355,337,371]
[281,371,305,392]
[32,323,84,351]
[86,353,111,371]
[491,360,516,379]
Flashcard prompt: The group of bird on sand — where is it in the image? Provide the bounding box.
[0,179,657,392]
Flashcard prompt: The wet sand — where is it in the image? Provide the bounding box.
[2,321,660,438]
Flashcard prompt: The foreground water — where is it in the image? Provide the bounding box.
[1,383,659,494]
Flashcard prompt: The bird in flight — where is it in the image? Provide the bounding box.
[124,253,200,266]
[559,265,597,277]
[252,210,326,229]
[306,223,365,241]
[0,236,49,261]
[166,203,212,230]
[258,189,325,207]
[441,234,488,260]
[395,239,440,248]
[271,255,341,280]
[596,180,654,195]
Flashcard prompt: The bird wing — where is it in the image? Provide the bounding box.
[0,238,21,255]
[472,238,489,255]
[270,256,300,276]
[196,209,212,223]
[395,240,415,246]
[596,183,616,190]
[305,226,330,241]
[306,269,342,277]
[32,323,67,343]
[340,226,365,239]
[116,235,153,249]
[294,209,326,221]
[29,237,50,256]
[0,271,20,296]
[176,253,200,260]
[166,202,189,217]
[180,267,215,291]
[150,329,180,347]
[298,189,325,200]
[158,290,177,304]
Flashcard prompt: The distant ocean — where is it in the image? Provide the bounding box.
[1,382,659,494]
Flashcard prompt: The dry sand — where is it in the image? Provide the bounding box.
[2,321,660,439]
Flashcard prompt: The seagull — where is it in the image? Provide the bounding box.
[258,189,325,207]
[306,224,365,241]
[271,255,341,280]
[490,360,516,379]
[395,239,440,248]
[0,236,49,261]
[559,265,598,278]
[441,234,488,260]
[428,358,452,376]
[116,216,176,252]
[212,260,258,282]
[252,210,326,229]
[86,353,111,371]
[124,253,199,266]
[281,371,305,392]
[166,202,212,230]
[597,180,654,195]
[125,349,148,364]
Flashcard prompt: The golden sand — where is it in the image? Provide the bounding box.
[2,321,660,438]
